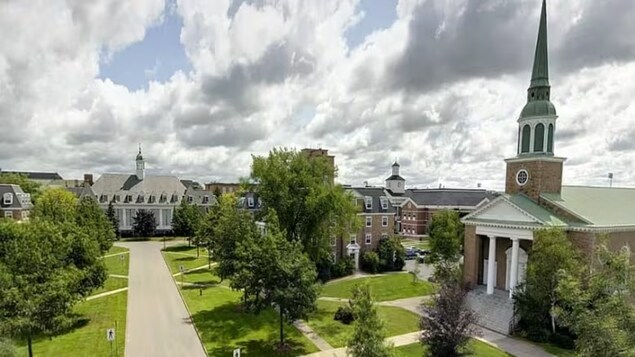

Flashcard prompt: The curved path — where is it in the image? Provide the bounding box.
[118,241,206,357]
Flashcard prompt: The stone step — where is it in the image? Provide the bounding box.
[466,288,514,335]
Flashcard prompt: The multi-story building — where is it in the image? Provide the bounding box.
[205,182,241,194]
[0,184,33,221]
[0,170,63,186]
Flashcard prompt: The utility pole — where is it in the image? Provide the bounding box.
[608,172,613,187]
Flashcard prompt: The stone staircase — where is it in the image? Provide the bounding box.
[466,286,514,335]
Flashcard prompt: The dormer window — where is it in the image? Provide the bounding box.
[148,195,155,203]
[114,195,120,202]
[187,195,193,203]
[137,195,144,203]
[380,196,388,210]
[364,196,372,210]
[3,193,13,205]
[247,196,255,208]
[202,196,209,204]
[125,195,132,203]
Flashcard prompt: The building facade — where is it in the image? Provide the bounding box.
[0,184,32,221]
[461,0,635,334]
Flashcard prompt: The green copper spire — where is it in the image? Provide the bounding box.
[530,0,549,88]
[520,0,555,119]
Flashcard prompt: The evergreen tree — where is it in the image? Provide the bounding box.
[132,209,157,238]
[76,196,115,253]
[105,199,119,239]
[420,283,478,357]
[428,210,463,264]
[347,284,394,357]
[172,199,203,255]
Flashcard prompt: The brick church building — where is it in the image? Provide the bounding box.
[461,0,635,307]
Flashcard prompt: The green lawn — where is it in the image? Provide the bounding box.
[395,339,513,357]
[401,239,430,250]
[162,244,209,256]
[321,274,436,301]
[180,268,222,285]
[15,292,127,357]
[306,300,420,348]
[106,245,129,255]
[537,342,576,357]
[103,253,129,276]
[180,286,318,356]
[162,250,212,275]
[92,277,128,296]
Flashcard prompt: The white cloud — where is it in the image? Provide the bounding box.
[0,0,633,193]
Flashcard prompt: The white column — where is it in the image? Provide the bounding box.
[487,236,497,295]
[509,237,520,299]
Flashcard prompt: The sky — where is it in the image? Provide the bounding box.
[0,0,634,191]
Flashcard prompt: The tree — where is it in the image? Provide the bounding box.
[555,237,635,357]
[31,188,77,224]
[513,229,581,342]
[0,173,41,202]
[105,200,119,239]
[0,337,16,357]
[232,210,319,348]
[132,209,157,238]
[377,236,405,272]
[420,283,478,357]
[428,210,463,264]
[0,219,106,357]
[76,196,115,253]
[213,186,222,202]
[197,204,220,269]
[346,284,394,357]
[172,199,203,255]
[250,148,359,261]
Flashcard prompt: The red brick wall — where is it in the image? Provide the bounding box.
[463,225,479,288]
[505,159,563,200]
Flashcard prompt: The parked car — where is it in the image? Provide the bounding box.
[405,247,417,260]
[416,249,430,263]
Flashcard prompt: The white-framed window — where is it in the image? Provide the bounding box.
[365,233,372,245]
[247,196,255,207]
[364,196,372,210]
[3,193,13,205]
[366,216,372,227]
[349,234,357,245]
[4,211,13,218]
[380,196,388,210]
[202,195,209,204]
[187,195,193,203]
[382,216,388,227]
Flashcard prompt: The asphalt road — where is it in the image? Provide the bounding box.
[118,241,206,357]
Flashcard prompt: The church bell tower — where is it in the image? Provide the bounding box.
[136,146,145,180]
[505,0,565,201]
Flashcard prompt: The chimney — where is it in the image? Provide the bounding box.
[84,174,94,186]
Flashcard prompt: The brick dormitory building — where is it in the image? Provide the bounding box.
[460,0,635,334]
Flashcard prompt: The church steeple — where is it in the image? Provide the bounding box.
[136,145,145,180]
[517,0,557,156]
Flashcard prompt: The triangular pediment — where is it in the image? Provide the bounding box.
[463,196,540,224]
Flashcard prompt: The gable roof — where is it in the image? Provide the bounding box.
[0,184,33,209]
[348,187,396,214]
[92,174,186,196]
[1,171,63,180]
[403,189,494,208]
[541,186,635,227]
[462,193,568,229]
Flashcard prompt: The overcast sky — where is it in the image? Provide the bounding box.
[0,0,633,190]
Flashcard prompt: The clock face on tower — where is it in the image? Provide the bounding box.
[516,169,529,186]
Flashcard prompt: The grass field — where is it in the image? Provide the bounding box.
[306,300,420,347]
[180,285,318,356]
[103,252,129,276]
[162,245,211,274]
[105,246,129,255]
[92,277,128,296]
[401,238,430,250]
[15,292,127,357]
[395,339,513,357]
[321,274,436,302]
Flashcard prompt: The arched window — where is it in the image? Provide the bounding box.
[521,125,531,153]
[534,123,545,152]
[547,124,554,152]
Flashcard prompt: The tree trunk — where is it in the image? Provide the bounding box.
[279,306,284,346]
[28,334,33,357]
[196,243,200,258]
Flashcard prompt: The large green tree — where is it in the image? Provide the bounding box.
[428,210,463,264]
[250,148,359,261]
[513,229,581,341]
[172,199,203,255]
[555,237,635,357]
[232,210,319,348]
[0,219,106,357]
[346,284,394,357]
[132,209,157,238]
[31,188,77,224]
[76,196,115,253]
[0,173,41,202]
[105,200,119,239]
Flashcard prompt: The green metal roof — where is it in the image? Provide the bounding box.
[530,0,549,88]
[506,194,568,226]
[521,100,556,118]
[541,186,635,226]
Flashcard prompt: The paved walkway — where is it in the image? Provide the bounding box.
[118,241,206,357]
[86,287,128,301]
[294,320,334,351]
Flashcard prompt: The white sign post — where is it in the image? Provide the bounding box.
[233,348,241,357]
[179,265,185,287]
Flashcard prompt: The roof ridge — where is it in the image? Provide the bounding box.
[562,185,635,191]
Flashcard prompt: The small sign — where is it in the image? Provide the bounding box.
[233,348,241,357]
[106,328,115,341]
[120,255,125,262]
[179,265,185,273]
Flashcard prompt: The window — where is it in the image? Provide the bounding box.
[149,195,155,203]
[547,124,554,152]
[382,216,388,227]
[138,195,144,203]
[366,216,372,227]
[365,234,372,245]
[257,198,262,208]
[3,193,13,205]
[397,182,401,188]
[349,234,357,245]
[114,195,120,202]
[125,195,132,203]
[380,196,388,210]
[381,233,388,240]
[187,195,193,203]
[521,125,531,153]
[247,197,254,207]
[4,211,13,218]
[364,196,372,210]
[21,211,28,220]
[534,123,545,152]
[202,195,209,204]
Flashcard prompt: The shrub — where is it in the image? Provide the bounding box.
[0,337,17,357]
[361,251,380,274]
[334,305,355,325]
[377,236,405,272]
[332,256,355,279]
